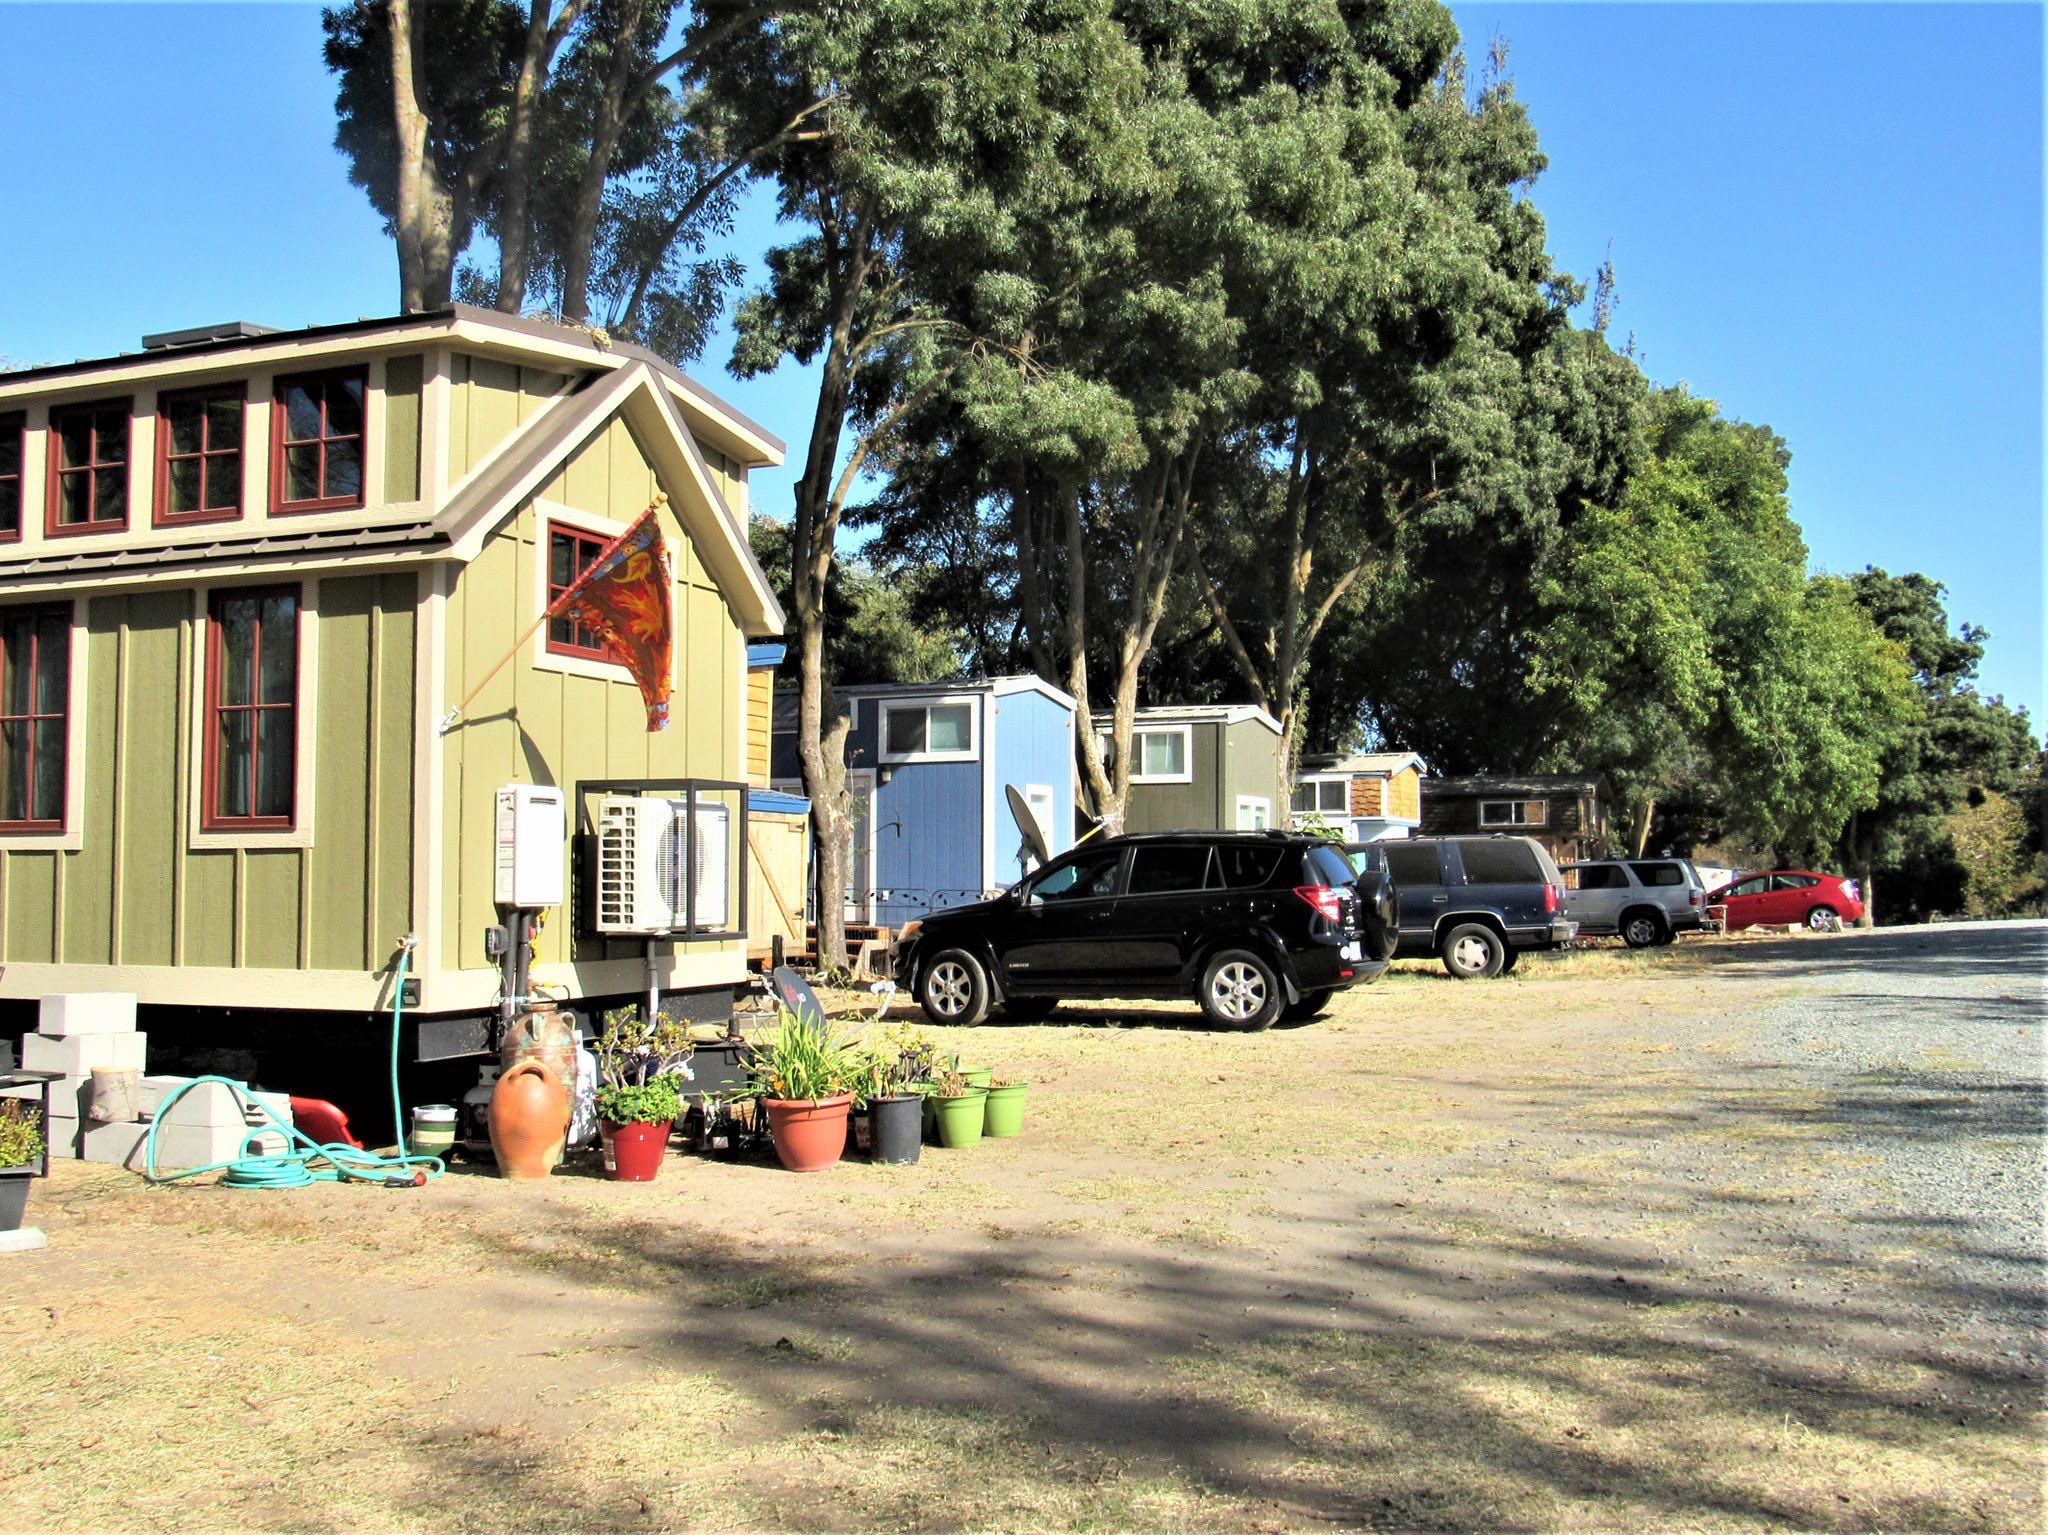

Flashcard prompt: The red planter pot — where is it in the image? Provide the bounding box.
[600,1118,673,1182]
[763,1094,853,1173]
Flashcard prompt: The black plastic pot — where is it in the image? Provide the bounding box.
[867,1093,923,1165]
[0,1170,31,1232]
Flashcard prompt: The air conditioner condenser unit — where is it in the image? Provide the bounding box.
[593,795,732,936]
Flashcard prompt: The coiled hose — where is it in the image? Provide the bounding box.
[145,939,444,1190]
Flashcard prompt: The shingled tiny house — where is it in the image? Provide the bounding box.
[0,307,786,1072]
[1092,705,1285,833]
[1291,751,1425,841]
[1420,774,1614,863]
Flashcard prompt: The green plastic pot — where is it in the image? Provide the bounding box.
[933,1089,987,1148]
[982,1083,1027,1138]
[959,1066,993,1089]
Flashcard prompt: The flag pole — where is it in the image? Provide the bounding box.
[437,493,668,734]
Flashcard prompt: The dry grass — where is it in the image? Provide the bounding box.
[1,957,2037,1534]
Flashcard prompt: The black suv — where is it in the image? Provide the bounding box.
[893,831,1385,1031]
[1362,835,1575,978]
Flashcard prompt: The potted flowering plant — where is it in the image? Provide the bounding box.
[740,1006,862,1172]
[0,1099,46,1232]
[591,1008,694,1182]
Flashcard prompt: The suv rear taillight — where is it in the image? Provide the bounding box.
[1543,881,1560,914]
[1295,885,1344,923]
[1690,888,1703,907]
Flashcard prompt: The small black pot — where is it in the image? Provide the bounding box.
[0,1170,31,1232]
[867,1093,923,1165]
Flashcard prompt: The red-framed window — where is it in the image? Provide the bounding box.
[271,370,365,513]
[546,523,612,660]
[46,399,131,534]
[156,387,245,525]
[0,414,22,540]
[204,587,299,830]
[0,607,71,832]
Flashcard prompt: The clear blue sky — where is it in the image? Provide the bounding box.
[0,3,2038,723]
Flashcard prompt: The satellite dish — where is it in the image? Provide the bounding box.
[770,965,827,1031]
[1005,784,1052,868]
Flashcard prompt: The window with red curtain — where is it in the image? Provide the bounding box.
[205,587,299,829]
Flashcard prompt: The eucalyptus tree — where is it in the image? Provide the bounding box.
[1183,29,1649,796]
[327,0,813,349]
[717,0,1146,962]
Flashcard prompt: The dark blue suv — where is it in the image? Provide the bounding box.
[1366,835,1575,978]
[893,832,1383,1031]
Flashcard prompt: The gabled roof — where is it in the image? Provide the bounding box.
[772,674,1077,722]
[1088,703,1283,735]
[439,360,783,638]
[1299,750,1426,777]
[0,305,785,470]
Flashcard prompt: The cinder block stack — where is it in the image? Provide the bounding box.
[17,993,146,1158]
[11,994,294,1171]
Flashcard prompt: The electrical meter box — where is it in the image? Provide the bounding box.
[494,784,566,907]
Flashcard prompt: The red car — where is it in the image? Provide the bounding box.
[1708,870,1864,932]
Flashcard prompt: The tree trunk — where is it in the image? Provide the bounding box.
[496,0,584,311]
[787,207,874,973]
[386,0,457,311]
[559,0,649,324]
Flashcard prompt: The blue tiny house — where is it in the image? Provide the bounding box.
[772,676,1076,928]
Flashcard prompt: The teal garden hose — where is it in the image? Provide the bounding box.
[145,936,444,1190]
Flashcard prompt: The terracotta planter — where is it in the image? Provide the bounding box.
[600,1119,673,1182]
[763,1094,853,1173]
[490,1059,570,1179]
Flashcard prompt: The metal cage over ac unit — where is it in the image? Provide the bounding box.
[593,794,733,936]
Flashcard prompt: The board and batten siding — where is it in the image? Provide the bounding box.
[437,414,743,990]
[0,575,416,980]
[382,353,424,503]
[445,354,571,482]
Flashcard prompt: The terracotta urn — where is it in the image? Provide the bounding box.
[490,1058,569,1179]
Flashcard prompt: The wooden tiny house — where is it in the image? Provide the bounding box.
[1292,751,1425,841]
[0,307,786,1062]
[1420,774,1615,863]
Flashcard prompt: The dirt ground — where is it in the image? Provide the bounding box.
[2,929,2041,1534]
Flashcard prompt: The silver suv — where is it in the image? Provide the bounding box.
[1561,859,1712,948]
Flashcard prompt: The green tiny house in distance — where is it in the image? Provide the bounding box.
[1090,706,1286,833]
[0,308,785,1054]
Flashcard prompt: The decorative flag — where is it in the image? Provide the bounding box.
[548,502,675,730]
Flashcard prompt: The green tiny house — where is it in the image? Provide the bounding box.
[1090,706,1286,833]
[0,308,785,1063]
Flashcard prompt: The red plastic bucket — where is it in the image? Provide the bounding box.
[600,1119,673,1182]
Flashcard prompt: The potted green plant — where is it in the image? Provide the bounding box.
[0,1099,46,1232]
[858,1046,924,1165]
[929,1069,987,1149]
[591,1008,695,1182]
[740,1005,862,1172]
